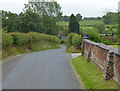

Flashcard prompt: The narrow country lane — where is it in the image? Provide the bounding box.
[2,45,81,89]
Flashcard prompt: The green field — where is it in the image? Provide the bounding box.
[71,56,118,89]
[57,21,69,27]
[79,20,104,26]
[57,20,104,27]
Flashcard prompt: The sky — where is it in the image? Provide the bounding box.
[0,0,119,17]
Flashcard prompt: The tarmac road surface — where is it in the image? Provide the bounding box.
[2,46,81,89]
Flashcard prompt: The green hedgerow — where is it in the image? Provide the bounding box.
[9,32,60,46]
[3,31,13,48]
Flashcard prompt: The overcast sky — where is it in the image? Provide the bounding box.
[0,0,119,17]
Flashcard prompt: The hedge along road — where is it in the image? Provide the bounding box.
[2,45,81,89]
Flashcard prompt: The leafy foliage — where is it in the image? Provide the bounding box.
[2,1,62,35]
[76,13,82,21]
[81,27,102,43]
[103,12,118,24]
[69,14,79,34]
[67,33,82,49]
[101,37,119,45]
[2,31,13,48]
[10,33,33,45]
[2,11,19,32]
[72,34,82,48]
[23,1,62,17]
[96,23,105,33]
[3,32,60,49]
[67,33,75,48]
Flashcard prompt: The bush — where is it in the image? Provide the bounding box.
[2,32,60,59]
[48,35,60,44]
[67,33,82,49]
[9,32,60,46]
[81,27,102,43]
[3,32,60,49]
[67,33,76,48]
[89,31,101,43]
[10,33,30,45]
[72,34,82,48]
[3,31,13,48]
[101,39,115,45]
[29,32,41,42]
[95,23,105,33]
[101,36,119,45]
[29,33,60,44]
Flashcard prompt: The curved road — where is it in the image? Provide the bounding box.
[2,46,81,89]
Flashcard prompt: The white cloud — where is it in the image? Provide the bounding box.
[57,0,118,17]
[0,0,28,14]
[0,0,119,17]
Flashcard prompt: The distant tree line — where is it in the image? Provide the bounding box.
[58,12,118,25]
[58,13,82,22]
[83,12,118,25]
[83,17,102,20]
[2,1,62,35]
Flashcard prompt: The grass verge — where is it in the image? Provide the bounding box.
[66,46,81,53]
[71,55,118,89]
[2,41,60,61]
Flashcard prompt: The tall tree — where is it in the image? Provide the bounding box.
[2,11,19,32]
[23,1,62,18]
[103,12,118,24]
[2,1,62,35]
[76,13,82,21]
[18,10,44,33]
[23,0,62,35]
[69,14,79,34]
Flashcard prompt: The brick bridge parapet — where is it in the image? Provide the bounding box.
[81,39,120,86]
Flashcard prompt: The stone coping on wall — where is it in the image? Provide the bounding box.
[84,39,120,56]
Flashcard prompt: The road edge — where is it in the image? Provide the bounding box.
[69,57,85,89]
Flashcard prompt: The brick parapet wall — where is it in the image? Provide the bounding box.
[81,39,120,85]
